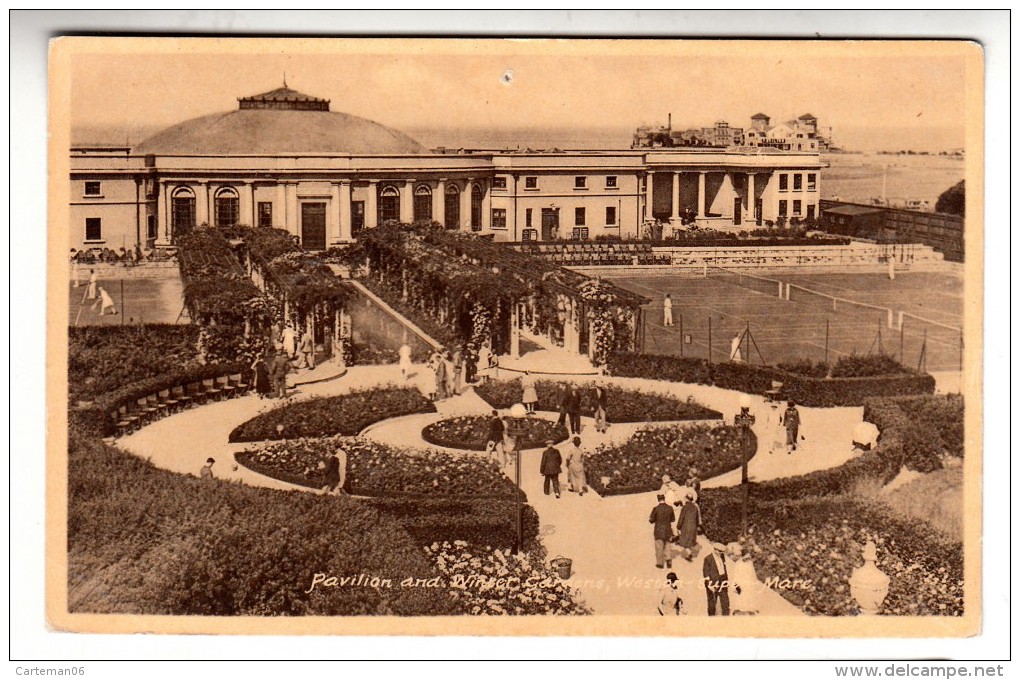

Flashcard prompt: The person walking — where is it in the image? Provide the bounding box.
[502,415,519,469]
[703,541,731,616]
[781,399,801,453]
[398,342,412,380]
[200,457,216,480]
[663,293,674,327]
[675,490,701,562]
[727,542,760,615]
[450,348,464,395]
[649,493,676,569]
[270,349,291,399]
[657,572,685,616]
[520,371,538,415]
[539,440,562,499]
[565,436,587,495]
[592,384,609,433]
[486,410,507,467]
[444,350,457,398]
[565,384,582,436]
[556,382,570,428]
[297,329,315,370]
[251,353,272,399]
[281,323,297,359]
[433,351,448,400]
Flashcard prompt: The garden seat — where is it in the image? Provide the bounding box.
[158,388,178,413]
[113,405,138,436]
[171,385,191,409]
[136,397,156,424]
[146,393,167,419]
[229,373,250,396]
[216,375,236,399]
[202,378,223,401]
[186,381,207,405]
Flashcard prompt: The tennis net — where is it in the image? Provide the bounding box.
[787,283,893,327]
[708,267,784,298]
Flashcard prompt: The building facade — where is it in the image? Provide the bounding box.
[70,87,824,251]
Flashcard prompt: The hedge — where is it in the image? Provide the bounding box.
[608,352,936,407]
[367,497,541,551]
[71,361,248,437]
[863,394,965,473]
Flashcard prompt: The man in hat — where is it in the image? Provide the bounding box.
[781,399,801,453]
[649,493,676,569]
[702,541,731,616]
[657,572,684,616]
[200,457,215,480]
[539,440,562,499]
[270,349,292,399]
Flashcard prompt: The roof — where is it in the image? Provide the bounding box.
[134,108,427,156]
[798,113,817,120]
[751,113,770,120]
[824,205,885,216]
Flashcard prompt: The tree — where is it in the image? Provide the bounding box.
[935,180,965,216]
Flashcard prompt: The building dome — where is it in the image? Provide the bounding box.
[134,86,427,156]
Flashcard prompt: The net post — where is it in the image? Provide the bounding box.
[897,310,904,331]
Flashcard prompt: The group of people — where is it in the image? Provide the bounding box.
[420,341,497,402]
[519,378,610,436]
[539,437,588,498]
[70,245,153,266]
[650,470,704,568]
[78,269,117,316]
[249,321,319,400]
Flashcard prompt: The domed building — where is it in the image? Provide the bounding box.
[69,86,824,250]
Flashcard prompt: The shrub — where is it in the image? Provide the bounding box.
[474,379,722,422]
[583,423,750,496]
[67,434,462,616]
[235,436,519,498]
[864,395,965,473]
[369,498,540,551]
[608,352,936,407]
[228,386,436,442]
[421,416,569,451]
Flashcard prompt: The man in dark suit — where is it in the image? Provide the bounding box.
[540,440,562,499]
[702,541,731,615]
[649,494,676,569]
[565,384,582,435]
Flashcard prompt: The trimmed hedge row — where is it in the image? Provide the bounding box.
[607,352,936,407]
[71,361,248,437]
[863,394,965,473]
[366,497,541,551]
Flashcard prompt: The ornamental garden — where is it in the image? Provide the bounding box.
[66,221,964,617]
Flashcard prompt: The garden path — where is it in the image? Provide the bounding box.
[118,360,866,617]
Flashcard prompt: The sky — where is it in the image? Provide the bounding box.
[65,38,972,149]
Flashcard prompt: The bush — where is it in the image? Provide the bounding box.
[67,434,462,616]
[235,436,519,498]
[608,352,936,407]
[69,324,202,403]
[421,416,568,451]
[474,379,722,422]
[864,395,965,472]
[583,423,750,496]
[368,498,540,551]
[228,386,436,442]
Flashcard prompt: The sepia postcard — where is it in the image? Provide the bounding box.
[46,36,983,638]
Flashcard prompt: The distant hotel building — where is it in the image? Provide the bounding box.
[70,87,824,251]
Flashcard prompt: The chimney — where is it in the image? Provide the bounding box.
[668,113,672,131]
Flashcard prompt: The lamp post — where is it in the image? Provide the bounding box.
[509,402,527,553]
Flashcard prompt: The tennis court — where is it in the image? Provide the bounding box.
[69,277,186,326]
[606,269,964,372]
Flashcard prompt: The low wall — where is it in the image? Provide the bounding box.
[71,261,180,280]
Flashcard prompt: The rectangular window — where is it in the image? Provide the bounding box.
[807,173,817,191]
[85,217,102,241]
[491,208,507,229]
[574,207,586,226]
[793,174,803,191]
[525,208,533,227]
[778,200,788,217]
[605,206,617,226]
[524,176,538,190]
[492,177,507,190]
[574,176,587,189]
[807,205,816,221]
[257,202,273,228]
[793,200,802,215]
[84,181,102,196]
[521,229,538,242]
[216,197,239,228]
[147,214,157,240]
[779,174,789,191]
[571,227,589,240]
[605,176,618,189]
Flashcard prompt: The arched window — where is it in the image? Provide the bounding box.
[378,185,400,224]
[470,183,483,231]
[444,184,460,230]
[171,186,196,234]
[413,184,432,223]
[214,187,239,228]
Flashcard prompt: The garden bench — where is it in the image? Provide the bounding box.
[202,378,223,401]
[171,385,191,410]
[112,404,138,436]
[229,373,250,396]
[136,397,157,425]
[157,388,178,413]
[216,375,236,399]
[186,381,207,405]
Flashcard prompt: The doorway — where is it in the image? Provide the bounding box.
[351,201,365,235]
[541,208,559,241]
[301,202,327,250]
[733,197,742,226]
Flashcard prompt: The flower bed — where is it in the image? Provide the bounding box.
[608,352,936,407]
[421,416,569,451]
[235,436,519,498]
[698,491,963,616]
[228,386,435,442]
[864,394,964,472]
[583,423,750,496]
[369,498,540,551]
[425,541,591,615]
[474,379,722,423]
[69,324,202,403]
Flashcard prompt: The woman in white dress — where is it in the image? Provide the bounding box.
[727,542,761,615]
[398,343,412,380]
[765,401,785,454]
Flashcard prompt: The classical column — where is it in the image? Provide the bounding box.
[157,181,169,244]
[399,180,413,223]
[671,171,681,223]
[645,171,654,221]
[338,180,352,242]
[747,172,756,223]
[196,181,210,226]
[697,171,707,219]
[434,179,446,227]
[328,182,341,243]
[719,172,735,222]
[461,178,473,230]
[481,180,491,230]
[365,180,379,229]
[276,183,286,228]
[239,182,253,228]
[286,183,299,237]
